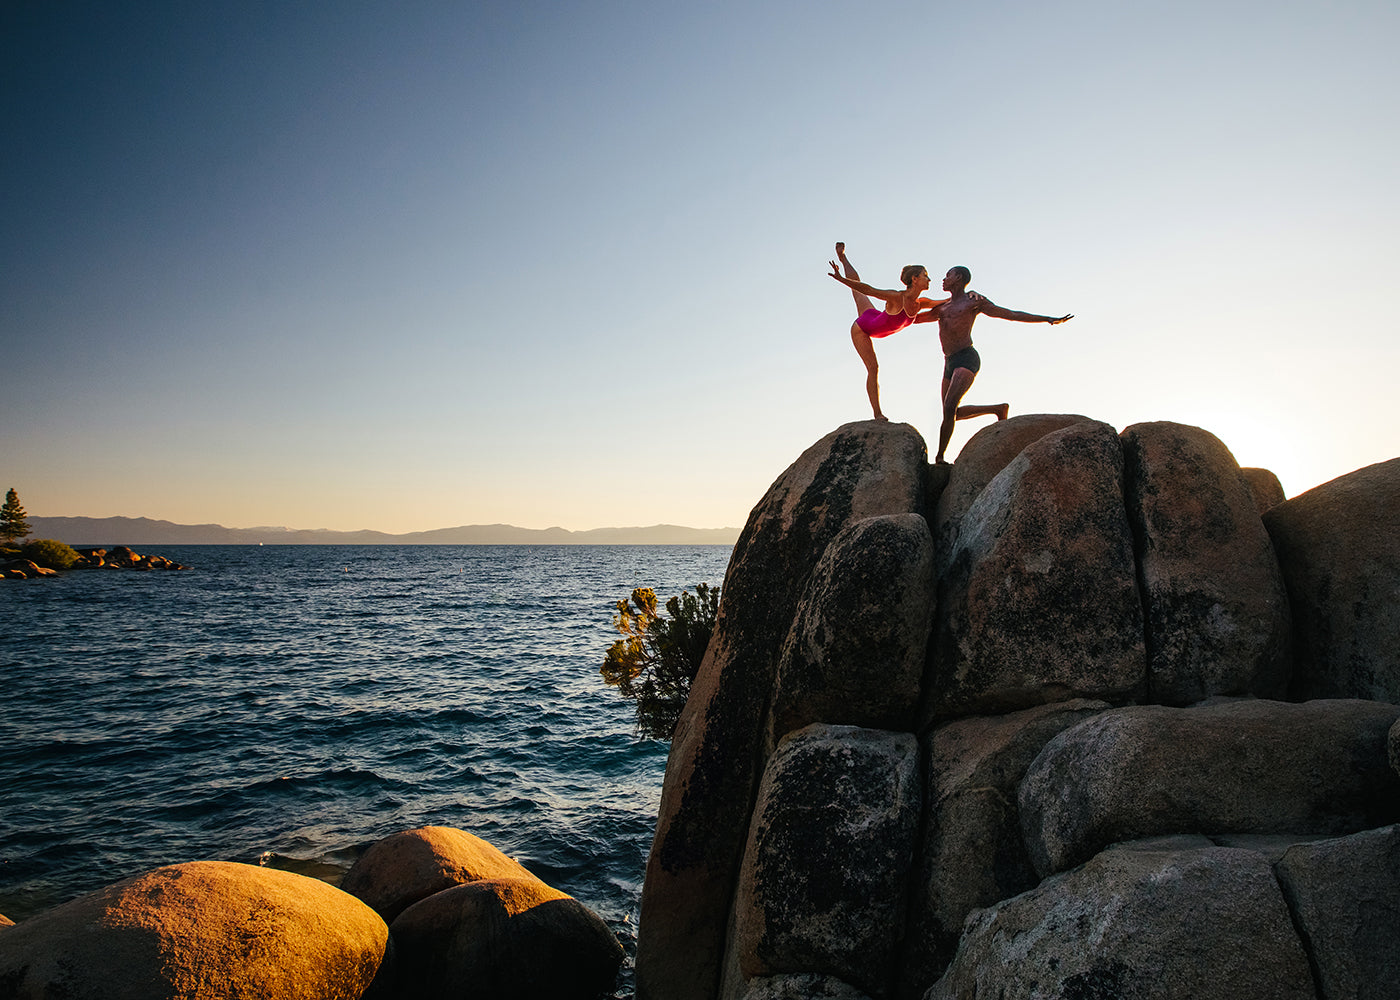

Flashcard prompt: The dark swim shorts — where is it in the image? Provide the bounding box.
[943,345,982,380]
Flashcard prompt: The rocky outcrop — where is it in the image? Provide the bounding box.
[0,559,57,579]
[1264,457,1400,702]
[1121,421,1292,704]
[638,416,1400,1000]
[0,861,390,999]
[637,421,930,1000]
[74,546,189,571]
[927,839,1316,1000]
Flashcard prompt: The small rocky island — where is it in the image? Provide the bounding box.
[1,545,188,579]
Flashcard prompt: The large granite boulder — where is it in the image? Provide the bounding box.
[1019,698,1400,877]
[388,877,623,999]
[926,839,1315,1000]
[342,825,537,923]
[767,513,934,749]
[1120,421,1292,704]
[1240,466,1286,513]
[730,725,920,1000]
[900,700,1108,997]
[931,413,1092,552]
[638,421,929,1000]
[1274,824,1400,999]
[0,861,389,999]
[924,420,1145,722]
[1264,457,1400,701]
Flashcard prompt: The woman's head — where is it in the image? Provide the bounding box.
[900,264,929,288]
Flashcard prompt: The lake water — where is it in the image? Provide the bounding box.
[0,544,733,995]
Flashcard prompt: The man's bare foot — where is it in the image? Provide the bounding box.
[935,457,950,465]
[994,404,1010,420]
[836,241,848,261]
[873,413,889,423]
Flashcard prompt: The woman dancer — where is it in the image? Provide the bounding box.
[828,242,937,421]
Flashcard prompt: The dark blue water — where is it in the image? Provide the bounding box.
[0,544,731,993]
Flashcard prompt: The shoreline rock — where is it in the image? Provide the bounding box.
[0,826,623,1000]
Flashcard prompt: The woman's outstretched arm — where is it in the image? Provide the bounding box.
[828,262,903,302]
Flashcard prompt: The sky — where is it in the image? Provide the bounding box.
[3,0,1397,534]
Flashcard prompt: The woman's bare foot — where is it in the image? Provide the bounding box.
[873,412,889,422]
[994,404,1010,420]
[836,241,848,262]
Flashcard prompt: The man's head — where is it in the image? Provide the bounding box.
[900,264,930,290]
[943,266,972,292]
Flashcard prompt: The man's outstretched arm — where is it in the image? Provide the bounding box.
[981,301,1073,324]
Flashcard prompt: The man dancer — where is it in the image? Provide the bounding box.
[917,266,1072,463]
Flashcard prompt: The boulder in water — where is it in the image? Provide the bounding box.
[0,860,389,1000]
[342,825,537,923]
[388,877,623,1000]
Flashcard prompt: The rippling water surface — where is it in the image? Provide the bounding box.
[0,544,731,994]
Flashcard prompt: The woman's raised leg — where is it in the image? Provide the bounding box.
[836,242,876,316]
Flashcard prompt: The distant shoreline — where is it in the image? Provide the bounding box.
[27,515,741,547]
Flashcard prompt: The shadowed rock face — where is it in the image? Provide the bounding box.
[731,725,920,1000]
[926,840,1316,1000]
[1274,824,1400,999]
[1018,698,1400,878]
[1120,421,1292,705]
[924,420,1145,723]
[388,877,623,999]
[1264,457,1400,702]
[767,513,934,749]
[0,862,389,1000]
[637,421,930,1000]
[1240,466,1287,514]
[900,700,1109,997]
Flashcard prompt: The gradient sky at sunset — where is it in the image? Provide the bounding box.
[4,1,1397,533]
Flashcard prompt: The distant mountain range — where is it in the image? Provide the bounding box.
[27,516,740,547]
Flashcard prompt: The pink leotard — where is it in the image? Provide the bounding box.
[855,307,916,339]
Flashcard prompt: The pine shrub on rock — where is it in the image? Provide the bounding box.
[601,584,719,740]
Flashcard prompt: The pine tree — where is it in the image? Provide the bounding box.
[0,488,32,545]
